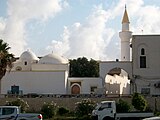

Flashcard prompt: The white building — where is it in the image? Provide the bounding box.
[132,35,160,96]
[3,6,159,96]
[100,6,132,95]
[1,50,103,95]
[100,7,160,96]
[1,7,132,96]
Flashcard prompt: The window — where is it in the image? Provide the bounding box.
[2,108,15,115]
[140,56,146,68]
[90,86,97,93]
[24,61,27,65]
[99,102,112,110]
[141,48,145,55]
[140,48,146,68]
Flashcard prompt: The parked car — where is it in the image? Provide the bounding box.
[0,106,42,120]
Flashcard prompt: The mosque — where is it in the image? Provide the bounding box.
[1,7,160,96]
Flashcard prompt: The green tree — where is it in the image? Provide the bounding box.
[57,106,69,116]
[89,59,99,77]
[5,98,29,113]
[116,99,132,113]
[75,99,95,117]
[41,101,57,119]
[132,93,147,111]
[69,57,99,77]
[0,39,14,92]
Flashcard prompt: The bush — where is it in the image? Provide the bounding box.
[41,101,56,119]
[5,98,29,113]
[75,99,95,117]
[132,93,147,111]
[116,99,132,113]
[155,111,160,116]
[145,106,153,112]
[57,106,69,116]
[76,115,92,120]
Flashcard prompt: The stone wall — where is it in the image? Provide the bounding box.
[0,97,159,112]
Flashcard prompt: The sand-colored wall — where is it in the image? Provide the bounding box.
[0,97,159,112]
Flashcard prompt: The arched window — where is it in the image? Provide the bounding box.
[141,48,145,55]
[140,48,146,68]
[24,61,27,65]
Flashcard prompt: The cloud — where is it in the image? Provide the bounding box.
[132,5,160,34]
[116,0,160,34]
[47,5,115,60]
[47,0,160,60]
[0,17,6,38]
[2,0,160,60]
[2,0,67,56]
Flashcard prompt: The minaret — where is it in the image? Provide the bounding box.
[119,6,132,61]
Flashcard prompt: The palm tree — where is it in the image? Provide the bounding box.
[0,39,14,93]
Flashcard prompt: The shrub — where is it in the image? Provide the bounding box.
[116,99,132,113]
[57,106,69,116]
[132,93,147,111]
[145,106,153,112]
[5,98,29,113]
[75,99,95,117]
[76,115,92,120]
[155,111,160,116]
[40,101,56,119]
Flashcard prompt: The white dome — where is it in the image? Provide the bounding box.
[39,53,68,64]
[20,50,39,61]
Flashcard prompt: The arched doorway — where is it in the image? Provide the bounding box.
[105,68,130,95]
[71,84,80,94]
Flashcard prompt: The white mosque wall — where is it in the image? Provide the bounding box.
[12,60,33,71]
[132,35,160,95]
[32,64,69,71]
[132,35,160,77]
[135,78,160,96]
[81,78,103,94]
[100,61,132,82]
[1,71,67,94]
[68,78,103,94]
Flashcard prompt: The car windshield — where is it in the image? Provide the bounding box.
[2,108,15,115]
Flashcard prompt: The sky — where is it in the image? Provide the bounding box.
[0,0,160,60]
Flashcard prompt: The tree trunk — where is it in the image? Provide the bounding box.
[0,70,5,94]
[0,77,2,94]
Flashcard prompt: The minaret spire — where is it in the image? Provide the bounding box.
[122,5,129,24]
[119,5,132,61]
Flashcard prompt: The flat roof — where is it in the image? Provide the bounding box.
[133,34,160,36]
